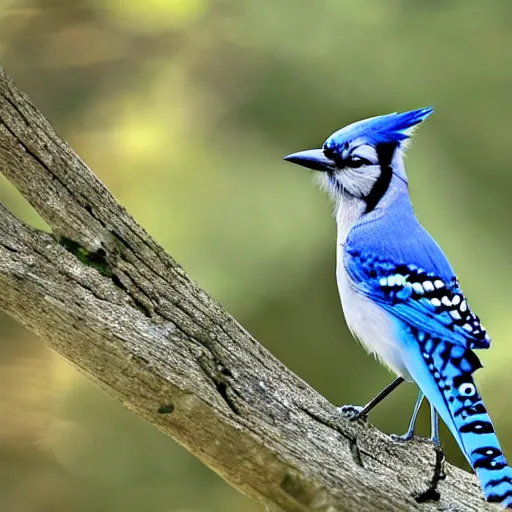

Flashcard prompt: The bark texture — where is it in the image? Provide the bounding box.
[0,66,499,511]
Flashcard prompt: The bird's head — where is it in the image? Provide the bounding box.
[284,107,433,212]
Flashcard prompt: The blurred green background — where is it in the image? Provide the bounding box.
[1,0,512,510]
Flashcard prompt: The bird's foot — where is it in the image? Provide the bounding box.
[338,404,367,422]
[415,444,446,503]
[390,432,415,443]
[433,445,446,481]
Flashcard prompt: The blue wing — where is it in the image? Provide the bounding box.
[345,249,490,349]
[344,194,490,350]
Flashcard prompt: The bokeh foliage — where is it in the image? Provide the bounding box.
[1,0,512,510]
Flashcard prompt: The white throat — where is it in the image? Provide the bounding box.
[335,193,366,245]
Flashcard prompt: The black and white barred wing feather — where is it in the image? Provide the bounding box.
[346,248,490,350]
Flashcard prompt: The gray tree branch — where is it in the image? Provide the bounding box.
[0,66,498,511]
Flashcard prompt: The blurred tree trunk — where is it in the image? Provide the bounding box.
[0,66,496,512]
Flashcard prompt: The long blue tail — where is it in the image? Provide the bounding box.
[402,325,512,508]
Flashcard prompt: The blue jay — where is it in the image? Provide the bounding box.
[284,108,512,508]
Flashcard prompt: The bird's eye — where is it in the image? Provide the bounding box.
[347,156,371,168]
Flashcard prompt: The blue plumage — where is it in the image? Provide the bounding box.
[324,107,434,148]
[345,248,490,350]
[284,108,512,508]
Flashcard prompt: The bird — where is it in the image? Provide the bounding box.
[284,107,512,508]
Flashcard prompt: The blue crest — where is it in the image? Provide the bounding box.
[324,107,433,149]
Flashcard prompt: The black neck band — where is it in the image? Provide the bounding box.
[364,142,396,213]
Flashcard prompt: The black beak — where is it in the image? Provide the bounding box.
[283,149,336,172]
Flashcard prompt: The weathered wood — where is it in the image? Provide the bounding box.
[0,66,499,511]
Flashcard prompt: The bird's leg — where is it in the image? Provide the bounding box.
[430,403,441,447]
[415,404,446,503]
[429,404,446,483]
[339,376,404,421]
[391,390,424,442]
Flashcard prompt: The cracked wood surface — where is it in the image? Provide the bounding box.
[0,66,500,511]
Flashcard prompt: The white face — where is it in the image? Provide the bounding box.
[316,140,381,201]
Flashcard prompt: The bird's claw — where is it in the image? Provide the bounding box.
[390,432,415,443]
[338,404,367,422]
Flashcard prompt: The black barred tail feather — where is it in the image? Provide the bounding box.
[404,326,512,508]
